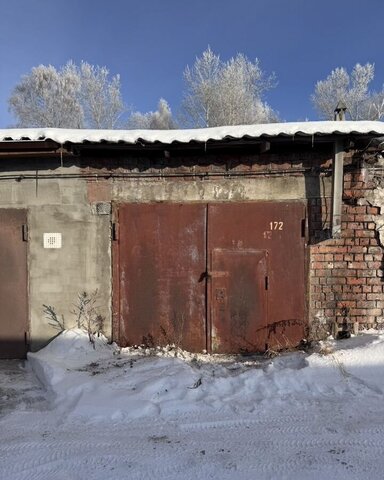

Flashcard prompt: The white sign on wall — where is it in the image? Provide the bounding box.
[43,233,62,249]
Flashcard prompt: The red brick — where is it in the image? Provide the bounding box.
[341,293,366,301]
[348,262,367,269]
[356,230,375,238]
[347,278,367,285]
[348,246,367,253]
[312,262,326,269]
[368,247,382,254]
[358,301,377,308]
[367,293,379,301]
[326,301,337,309]
[322,286,333,293]
[327,277,346,285]
[350,286,364,293]
[349,206,367,214]
[349,309,367,316]
[311,293,321,301]
[372,286,384,293]
[333,285,344,293]
[368,262,382,269]
[368,206,380,215]
[344,238,356,246]
[356,269,377,278]
[343,230,355,238]
[347,222,362,230]
[360,239,370,246]
[336,301,357,308]
[333,269,357,277]
[333,262,348,268]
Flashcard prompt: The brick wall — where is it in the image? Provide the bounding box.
[309,167,384,331]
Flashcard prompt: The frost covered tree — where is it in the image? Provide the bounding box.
[8,61,126,128]
[78,62,125,129]
[8,63,83,128]
[311,63,384,120]
[128,98,176,129]
[181,47,277,128]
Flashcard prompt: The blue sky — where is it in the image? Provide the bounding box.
[1,0,383,128]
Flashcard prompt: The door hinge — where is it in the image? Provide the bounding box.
[265,276,269,290]
[22,224,28,242]
[112,222,118,241]
[301,218,306,238]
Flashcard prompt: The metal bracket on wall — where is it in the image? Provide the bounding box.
[22,224,28,242]
[112,222,118,241]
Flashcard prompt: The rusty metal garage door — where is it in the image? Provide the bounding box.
[113,202,306,353]
[0,209,28,359]
[113,203,207,351]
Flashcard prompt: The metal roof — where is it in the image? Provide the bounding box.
[1,121,384,146]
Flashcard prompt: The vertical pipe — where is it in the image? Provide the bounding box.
[331,139,344,238]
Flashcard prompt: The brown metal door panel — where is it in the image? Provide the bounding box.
[117,203,206,352]
[0,209,28,359]
[210,249,267,353]
[208,202,306,352]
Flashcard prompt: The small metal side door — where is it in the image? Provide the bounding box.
[0,209,28,359]
[210,248,268,353]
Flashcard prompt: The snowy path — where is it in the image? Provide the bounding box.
[1,331,384,479]
[2,400,384,479]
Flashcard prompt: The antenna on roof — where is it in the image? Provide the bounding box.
[334,101,347,121]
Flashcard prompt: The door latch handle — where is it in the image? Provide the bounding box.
[198,271,211,282]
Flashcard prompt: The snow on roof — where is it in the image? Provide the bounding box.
[1,120,384,146]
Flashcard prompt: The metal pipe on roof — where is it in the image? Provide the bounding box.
[331,139,344,238]
[331,102,347,238]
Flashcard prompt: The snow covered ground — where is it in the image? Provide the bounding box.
[2,329,384,479]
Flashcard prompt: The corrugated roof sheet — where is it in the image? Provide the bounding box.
[1,121,384,146]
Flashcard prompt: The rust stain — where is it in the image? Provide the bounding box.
[86,179,112,203]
